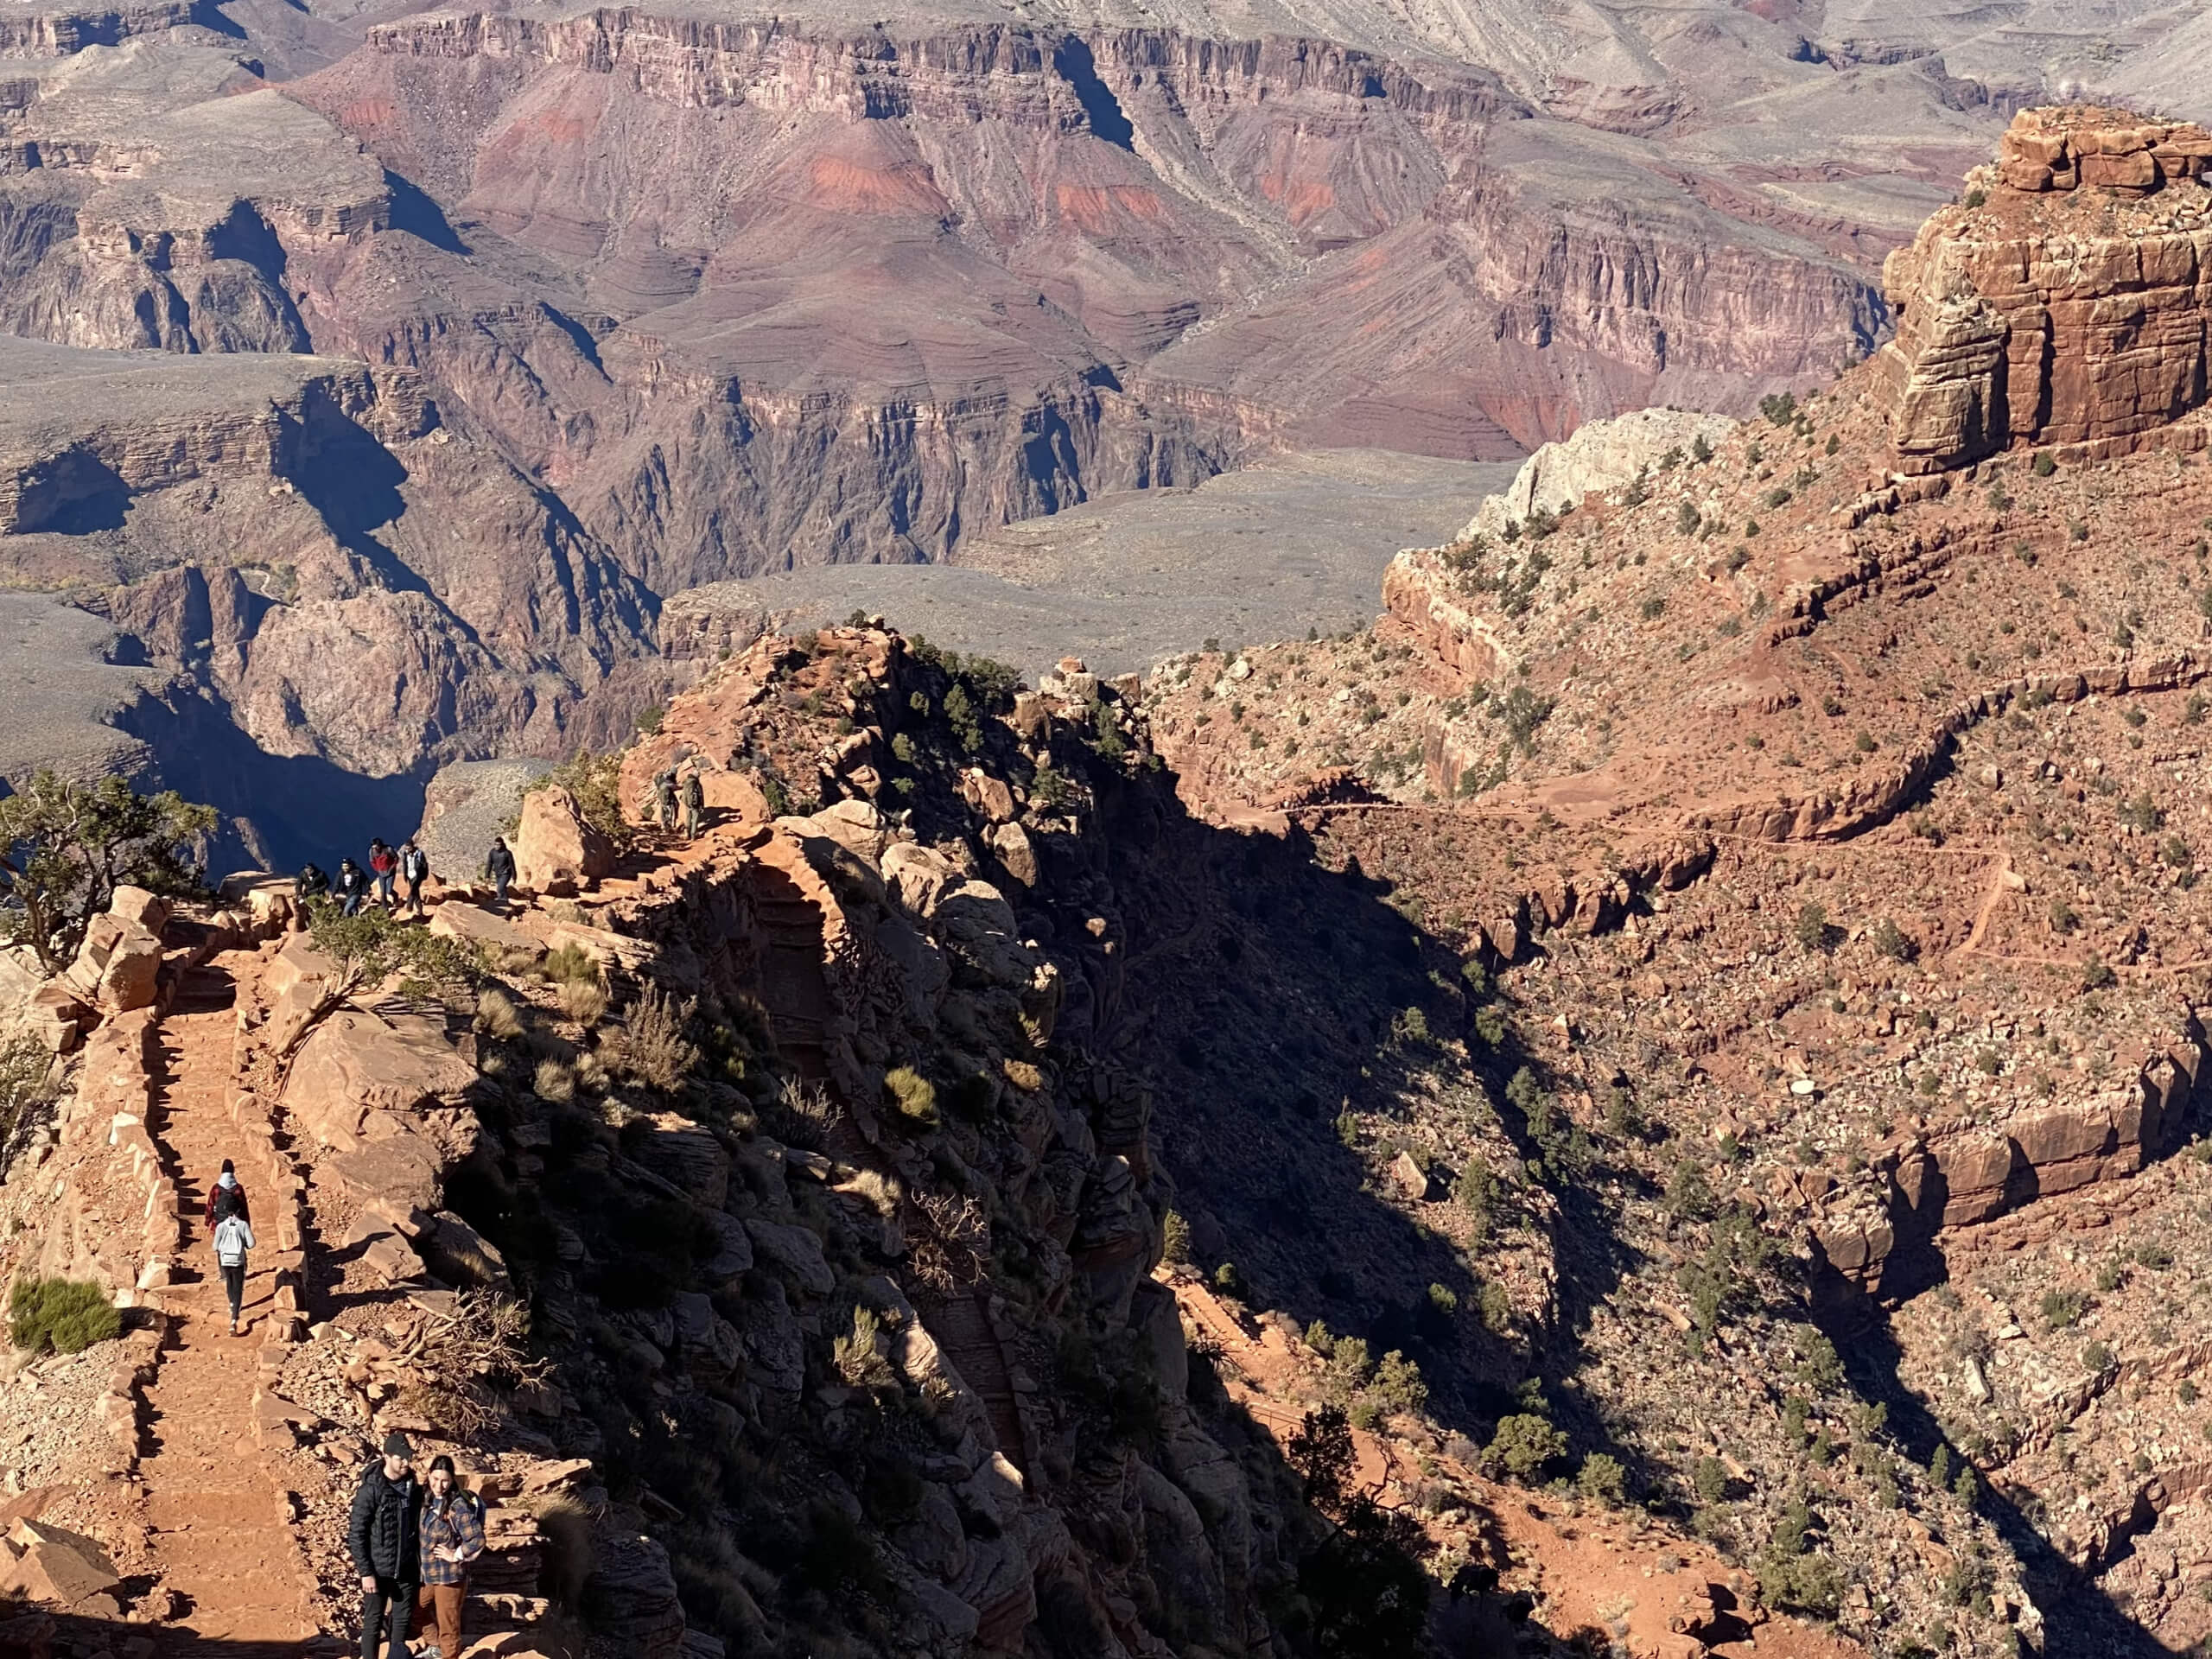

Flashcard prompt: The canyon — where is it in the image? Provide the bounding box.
[0,0,2202,842]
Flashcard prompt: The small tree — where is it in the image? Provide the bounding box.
[286,906,480,1058]
[522,751,632,849]
[0,771,216,969]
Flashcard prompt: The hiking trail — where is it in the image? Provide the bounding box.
[135,957,320,1653]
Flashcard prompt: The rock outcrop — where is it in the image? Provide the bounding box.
[510,785,613,897]
[1880,105,2212,474]
[1457,407,1739,540]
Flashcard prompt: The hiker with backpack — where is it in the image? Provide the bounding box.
[212,1198,255,1337]
[416,1454,486,1659]
[679,767,705,840]
[205,1159,250,1229]
[368,839,399,909]
[349,1432,423,1659]
[652,767,678,832]
[397,839,431,920]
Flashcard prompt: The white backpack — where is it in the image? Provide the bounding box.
[213,1213,255,1268]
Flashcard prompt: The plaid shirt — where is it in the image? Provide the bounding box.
[418,1491,486,1586]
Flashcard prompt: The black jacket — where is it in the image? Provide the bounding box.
[296,865,329,901]
[347,1465,423,1580]
[486,843,517,881]
[335,865,368,897]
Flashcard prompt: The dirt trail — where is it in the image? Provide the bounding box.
[137,960,319,1652]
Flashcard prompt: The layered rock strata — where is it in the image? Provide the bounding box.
[1879,105,2212,474]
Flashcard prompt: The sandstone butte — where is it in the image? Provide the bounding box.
[1881,107,2212,474]
[12,99,2212,1659]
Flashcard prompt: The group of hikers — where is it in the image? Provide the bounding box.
[200,1158,486,1658]
[289,766,709,925]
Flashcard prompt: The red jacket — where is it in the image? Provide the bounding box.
[369,848,398,876]
[206,1179,250,1227]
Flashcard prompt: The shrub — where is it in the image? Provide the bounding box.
[833,1305,897,1389]
[1578,1452,1627,1505]
[10,1276,120,1355]
[2039,1288,2088,1329]
[1486,1414,1567,1481]
[1795,901,1830,951]
[1370,1351,1427,1413]
[474,988,524,1040]
[1478,1280,1512,1333]
[556,978,608,1024]
[0,1036,54,1153]
[1675,500,1701,536]
[1691,433,1713,463]
[533,1059,576,1104]
[2081,954,2116,991]
[604,990,702,1090]
[2081,1339,2113,1374]
[1872,919,1912,961]
[885,1065,940,1132]
[1760,392,1798,427]
[1640,594,1667,620]
[2033,451,2056,477]
[1213,1262,1243,1301]
[1160,1210,1192,1265]
[1427,1282,1458,1317]
[1694,1456,1729,1503]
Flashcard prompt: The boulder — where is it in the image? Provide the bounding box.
[429,902,542,956]
[986,822,1037,887]
[1391,1150,1438,1201]
[62,912,162,1013]
[583,1532,687,1658]
[106,886,170,937]
[631,1116,729,1208]
[0,1518,121,1612]
[24,983,88,1054]
[264,936,341,1052]
[284,1008,477,1152]
[513,785,614,898]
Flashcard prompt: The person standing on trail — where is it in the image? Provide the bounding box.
[335,857,371,918]
[368,838,399,908]
[652,767,678,832]
[204,1159,250,1229]
[415,1454,485,1659]
[484,837,517,912]
[296,862,330,907]
[350,1432,423,1659]
[679,767,705,841]
[212,1202,254,1337]
[397,839,431,920]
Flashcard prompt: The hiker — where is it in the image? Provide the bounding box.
[212,1200,254,1337]
[349,1432,423,1659]
[679,766,705,840]
[397,839,431,920]
[368,839,399,908]
[652,767,678,832]
[335,857,371,918]
[204,1158,250,1228]
[484,837,517,912]
[416,1454,485,1659]
[296,862,330,906]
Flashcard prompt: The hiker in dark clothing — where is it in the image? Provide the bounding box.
[652,768,678,832]
[335,858,371,918]
[397,840,430,920]
[205,1159,250,1228]
[679,768,705,840]
[349,1431,423,1659]
[484,838,517,912]
[296,863,330,906]
[368,839,399,908]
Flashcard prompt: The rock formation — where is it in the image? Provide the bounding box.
[1880,105,2212,474]
[1457,406,1739,540]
